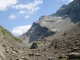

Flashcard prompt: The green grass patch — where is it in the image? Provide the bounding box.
[60,58,67,60]
[34,40,40,44]
[1,29,6,36]
[67,59,80,60]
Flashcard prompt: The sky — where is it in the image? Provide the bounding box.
[0,0,73,36]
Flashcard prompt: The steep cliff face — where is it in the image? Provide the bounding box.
[20,0,80,44]
[20,22,56,43]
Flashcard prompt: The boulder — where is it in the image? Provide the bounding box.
[67,53,80,59]
[30,43,38,49]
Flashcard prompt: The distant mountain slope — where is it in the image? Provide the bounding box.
[20,0,80,44]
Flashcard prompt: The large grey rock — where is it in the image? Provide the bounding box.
[30,43,38,49]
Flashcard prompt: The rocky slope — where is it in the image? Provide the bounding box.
[0,26,28,60]
[1,22,79,60]
[20,0,80,44]
[0,0,80,60]
[27,22,80,60]
[18,0,80,60]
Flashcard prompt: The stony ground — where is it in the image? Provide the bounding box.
[26,22,80,60]
[0,22,80,60]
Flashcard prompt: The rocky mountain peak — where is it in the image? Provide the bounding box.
[56,0,80,16]
[0,0,80,60]
[20,0,80,44]
[74,0,80,2]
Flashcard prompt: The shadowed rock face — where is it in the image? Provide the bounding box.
[20,0,80,44]
[21,22,55,43]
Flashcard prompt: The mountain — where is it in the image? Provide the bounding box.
[0,26,28,60]
[20,0,80,44]
[18,0,80,59]
[28,22,80,60]
[0,0,80,60]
